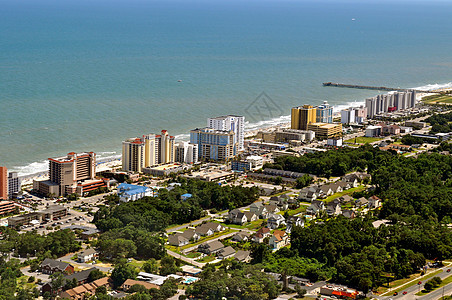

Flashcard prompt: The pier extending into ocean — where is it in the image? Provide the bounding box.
[322,82,452,95]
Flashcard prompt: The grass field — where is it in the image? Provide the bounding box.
[323,185,366,203]
[422,94,452,104]
[344,136,382,144]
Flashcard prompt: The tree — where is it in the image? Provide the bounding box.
[95,285,107,295]
[111,262,137,288]
[88,269,106,282]
[49,272,66,294]
[159,255,180,276]
[143,258,158,274]
[294,284,307,298]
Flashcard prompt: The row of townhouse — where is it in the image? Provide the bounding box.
[168,222,225,247]
[306,195,382,218]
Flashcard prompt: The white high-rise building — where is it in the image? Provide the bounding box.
[207,115,245,151]
[340,109,356,124]
[175,142,198,164]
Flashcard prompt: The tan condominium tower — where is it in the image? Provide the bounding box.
[291,105,317,130]
[122,130,175,173]
[48,152,96,195]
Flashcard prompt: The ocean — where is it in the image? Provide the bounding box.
[0,0,451,176]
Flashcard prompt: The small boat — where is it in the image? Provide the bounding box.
[177,80,182,82]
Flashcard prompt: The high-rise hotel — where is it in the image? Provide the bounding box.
[190,128,237,161]
[122,130,176,172]
[291,102,341,138]
[207,115,245,151]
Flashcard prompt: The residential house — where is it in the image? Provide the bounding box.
[326,202,342,217]
[250,202,268,218]
[327,183,343,194]
[121,279,159,291]
[181,229,200,242]
[336,181,351,190]
[298,186,319,202]
[338,195,353,203]
[343,174,359,188]
[78,248,98,263]
[203,222,225,232]
[264,204,280,214]
[267,214,286,229]
[269,196,280,206]
[168,234,189,247]
[251,227,271,243]
[316,185,333,198]
[234,250,251,263]
[269,230,289,250]
[59,277,110,300]
[231,231,250,242]
[217,246,236,259]
[286,216,304,233]
[244,211,258,223]
[368,195,382,209]
[228,209,247,225]
[198,240,225,255]
[288,198,299,209]
[306,200,325,216]
[41,258,74,275]
[341,209,355,219]
[355,197,368,208]
[195,226,214,237]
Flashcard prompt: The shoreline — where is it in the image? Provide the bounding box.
[12,82,452,182]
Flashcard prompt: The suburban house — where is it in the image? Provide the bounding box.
[269,196,280,206]
[59,277,110,300]
[336,181,352,190]
[232,231,250,242]
[306,200,325,216]
[342,209,355,219]
[355,197,368,208]
[368,195,382,209]
[228,209,247,225]
[77,248,98,263]
[234,250,251,263]
[269,230,289,250]
[269,197,289,211]
[288,198,299,209]
[286,216,304,233]
[250,202,268,218]
[217,246,236,259]
[326,202,342,217]
[181,229,200,242]
[252,227,271,243]
[244,212,258,223]
[41,258,74,275]
[326,183,343,194]
[202,222,225,232]
[117,183,153,202]
[168,234,189,247]
[121,279,159,291]
[338,195,353,203]
[198,240,225,255]
[316,186,333,198]
[299,186,319,202]
[264,204,280,214]
[267,214,286,229]
[195,226,214,237]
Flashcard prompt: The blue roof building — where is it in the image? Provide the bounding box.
[117,183,152,202]
[181,193,192,201]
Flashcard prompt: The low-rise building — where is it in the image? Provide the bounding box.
[143,163,189,177]
[117,183,153,202]
[198,240,225,255]
[267,214,285,229]
[78,248,98,263]
[0,201,16,216]
[41,258,74,275]
[234,250,251,263]
[320,284,359,299]
[121,279,159,291]
[217,246,236,259]
[60,277,110,300]
[168,234,189,247]
[269,230,289,250]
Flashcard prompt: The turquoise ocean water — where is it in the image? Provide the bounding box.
[0,0,451,175]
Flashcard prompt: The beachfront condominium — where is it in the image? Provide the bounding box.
[122,130,176,172]
[291,105,317,130]
[207,115,245,151]
[175,142,199,164]
[8,172,20,197]
[366,91,417,118]
[316,101,333,123]
[33,152,97,197]
[0,167,7,200]
[340,106,367,124]
[190,128,237,161]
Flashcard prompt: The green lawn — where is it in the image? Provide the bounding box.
[186,252,201,259]
[344,136,382,144]
[323,185,366,203]
[391,269,444,294]
[416,273,452,296]
[196,255,216,263]
[129,259,146,269]
[422,94,452,104]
